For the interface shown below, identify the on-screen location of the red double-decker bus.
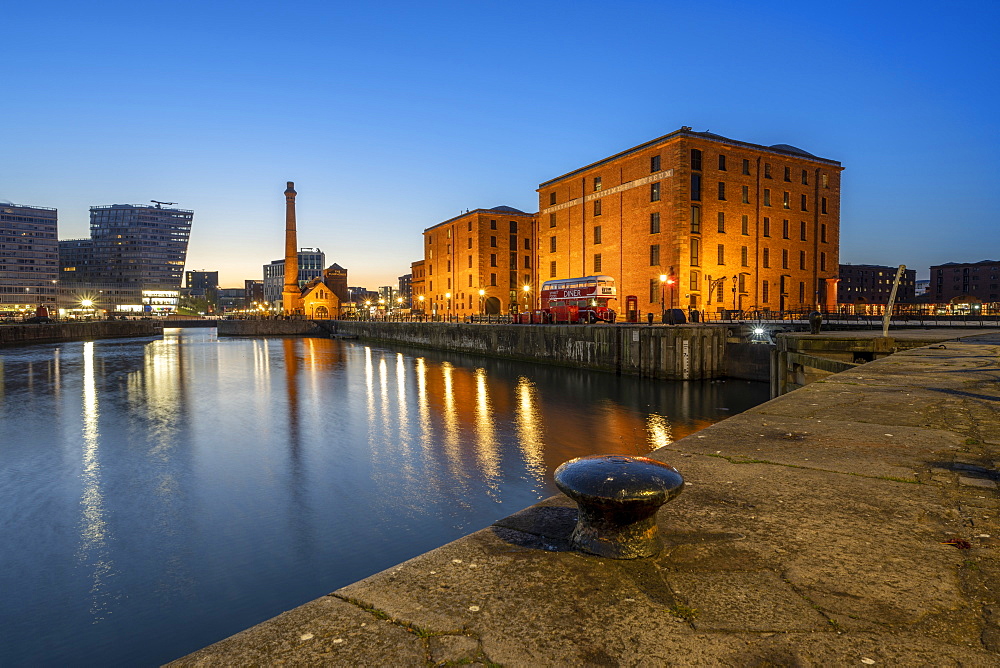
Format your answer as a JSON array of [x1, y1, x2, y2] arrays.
[[526, 275, 617, 323]]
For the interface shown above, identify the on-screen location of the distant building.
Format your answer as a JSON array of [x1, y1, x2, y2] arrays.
[[930, 260, 1000, 304], [537, 127, 842, 314], [262, 248, 325, 305], [915, 279, 930, 296], [0, 202, 59, 313], [216, 288, 246, 312], [838, 264, 916, 304], [410, 260, 426, 311], [59, 202, 193, 312], [421, 206, 537, 316], [398, 273, 412, 307], [244, 279, 264, 306], [324, 263, 349, 303]]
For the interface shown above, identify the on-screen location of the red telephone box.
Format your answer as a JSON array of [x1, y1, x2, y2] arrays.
[[625, 295, 638, 323]]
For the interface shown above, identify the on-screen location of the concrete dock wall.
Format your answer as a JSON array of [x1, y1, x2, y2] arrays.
[[0, 320, 160, 346], [321, 321, 727, 380], [217, 319, 324, 337]]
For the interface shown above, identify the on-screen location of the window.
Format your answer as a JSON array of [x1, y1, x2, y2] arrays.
[[822, 174, 829, 188], [524, 238, 531, 250], [763, 248, 770, 268], [691, 174, 701, 201], [467, 238, 472, 249], [801, 170, 809, 185], [550, 261, 556, 278], [763, 189, 771, 206], [717, 211, 725, 233], [800, 194, 808, 211], [490, 254, 497, 267], [593, 225, 602, 244], [690, 238, 700, 266], [467, 221, 473, 231], [783, 165, 791, 181], [490, 273, 497, 286], [741, 246, 748, 267], [690, 271, 699, 290], [821, 197, 828, 214], [763, 217, 770, 237], [764, 163, 772, 178], [782, 219, 789, 239], [690, 206, 701, 233], [650, 244, 660, 266], [718, 182, 726, 200], [799, 250, 806, 270], [510, 220, 518, 233], [549, 192, 556, 205], [739, 274, 746, 292], [651, 155, 661, 172], [447, 260, 451, 271], [717, 244, 725, 265], [468, 275, 473, 286], [800, 220, 807, 240], [762, 280, 770, 303], [649, 279, 659, 304], [742, 159, 750, 175], [650, 212, 660, 234], [491, 235, 497, 247], [593, 253, 602, 273], [718, 154, 727, 171], [691, 149, 702, 171], [549, 212, 556, 227], [524, 256, 531, 269], [593, 199, 602, 216], [742, 185, 749, 203], [651, 182, 661, 202], [820, 252, 827, 271], [821, 223, 827, 243], [549, 236, 556, 252], [782, 249, 789, 269], [591, 177, 602, 193], [742, 215, 749, 235], [783, 192, 790, 209], [799, 281, 805, 302], [490, 220, 497, 230]]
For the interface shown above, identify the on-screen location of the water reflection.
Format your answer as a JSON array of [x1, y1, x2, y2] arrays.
[[77, 341, 113, 621], [0, 330, 768, 668]]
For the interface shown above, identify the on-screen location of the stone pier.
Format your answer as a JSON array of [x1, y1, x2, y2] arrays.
[[171, 332, 1000, 666]]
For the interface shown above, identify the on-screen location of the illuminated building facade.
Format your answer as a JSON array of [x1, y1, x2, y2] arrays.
[[422, 206, 537, 316], [930, 260, 1000, 304], [0, 202, 59, 313], [838, 264, 916, 305], [59, 202, 193, 311], [536, 127, 842, 315]]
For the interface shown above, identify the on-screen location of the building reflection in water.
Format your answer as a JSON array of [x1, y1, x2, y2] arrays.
[[514, 376, 546, 487], [77, 341, 114, 621]]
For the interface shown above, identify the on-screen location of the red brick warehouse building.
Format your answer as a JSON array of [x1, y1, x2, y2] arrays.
[[415, 206, 537, 318], [535, 127, 843, 316]]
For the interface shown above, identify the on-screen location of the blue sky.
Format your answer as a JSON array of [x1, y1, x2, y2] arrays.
[[4, 0, 998, 286]]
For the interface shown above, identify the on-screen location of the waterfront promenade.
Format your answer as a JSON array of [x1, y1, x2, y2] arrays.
[[172, 331, 1000, 666]]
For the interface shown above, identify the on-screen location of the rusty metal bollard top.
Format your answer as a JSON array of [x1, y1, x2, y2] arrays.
[[554, 455, 684, 559]]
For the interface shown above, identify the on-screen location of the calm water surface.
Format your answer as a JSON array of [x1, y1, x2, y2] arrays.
[[0, 328, 769, 666]]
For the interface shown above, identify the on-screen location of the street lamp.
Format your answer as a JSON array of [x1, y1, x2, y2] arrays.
[[445, 292, 451, 321], [478, 289, 485, 317], [522, 284, 531, 313], [659, 274, 667, 322], [732, 275, 738, 312]]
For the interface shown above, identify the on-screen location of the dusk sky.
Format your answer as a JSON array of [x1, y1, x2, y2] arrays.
[[4, 1, 998, 287]]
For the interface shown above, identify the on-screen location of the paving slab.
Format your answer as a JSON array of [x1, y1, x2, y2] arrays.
[[169, 333, 1000, 666]]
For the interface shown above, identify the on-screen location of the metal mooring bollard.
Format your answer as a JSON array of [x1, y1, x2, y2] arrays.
[[554, 455, 684, 559]]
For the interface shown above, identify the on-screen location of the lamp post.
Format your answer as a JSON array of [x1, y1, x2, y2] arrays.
[[522, 284, 531, 313], [659, 274, 667, 323], [418, 294, 425, 321], [478, 289, 485, 317], [446, 292, 451, 322]]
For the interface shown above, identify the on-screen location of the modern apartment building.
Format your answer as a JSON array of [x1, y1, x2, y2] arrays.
[[59, 202, 193, 312], [839, 264, 916, 304], [930, 260, 1000, 304], [536, 127, 842, 315], [0, 202, 59, 313], [262, 247, 325, 305], [420, 206, 537, 316]]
